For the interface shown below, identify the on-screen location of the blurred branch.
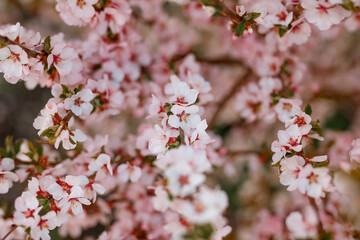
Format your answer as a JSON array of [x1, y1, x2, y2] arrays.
[[200, 0, 241, 24], [1, 225, 17, 240], [0, 36, 41, 58], [209, 68, 253, 128]]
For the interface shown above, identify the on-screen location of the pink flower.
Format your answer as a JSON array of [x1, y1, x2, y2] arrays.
[[279, 155, 306, 191], [117, 163, 142, 183], [59, 186, 91, 215], [47, 42, 77, 76], [166, 75, 199, 105], [0, 171, 19, 194], [68, 0, 97, 20], [0, 44, 28, 81], [30, 211, 57, 240], [298, 165, 332, 198], [14, 192, 42, 227], [88, 154, 113, 180], [168, 105, 201, 134], [64, 89, 95, 116], [302, 0, 350, 30], [277, 124, 303, 152]]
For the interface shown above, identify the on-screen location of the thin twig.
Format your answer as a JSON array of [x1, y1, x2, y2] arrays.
[[1, 225, 17, 240], [309, 197, 325, 235], [209, 68, 253, 128]]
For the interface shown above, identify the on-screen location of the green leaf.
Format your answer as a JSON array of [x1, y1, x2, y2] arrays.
[[0, 148, 9, 157], [14, 139, 23, 154], [278, 25, 288, 37], [249, 12, 261, 19], [305, 104, 312, 116], [43, 36, 51, 54], [99, 0, 108, 8], [341, 0, 356, 11], [40, 126, 58, 140], [236, 20, 246, 36]]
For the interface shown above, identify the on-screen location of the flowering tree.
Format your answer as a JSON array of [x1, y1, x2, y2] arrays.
[[1, 0, 360, 239]]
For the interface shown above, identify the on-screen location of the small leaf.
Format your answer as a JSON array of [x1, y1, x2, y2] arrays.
[[99, 0, 108, 8], [236, 20, 246, 36], [305, 104, 312, 115], [43, 36, 51, 54], [14, 139, 23, 154], [341, 0, 356, 11], [249, 12, 261, 19], [40, 127, 58, 140]]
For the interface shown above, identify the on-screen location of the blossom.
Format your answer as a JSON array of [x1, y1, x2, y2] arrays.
[[47, 175, 87, 200], [30, 211, 57, 240], [298, 164, 332, 198], [168, 104, 201, 134], [279, 155, 305, 191], [54, 129, 87, 150], [14, 192, 42, 227], [301, 0, 350, 30], [285, 110, 312, 135], [59, 186, 91, 215], [88, 154, 113, 180], [0, 171, 19, 194], [0, 45, 28, 82], [47, 41, 77, 76], [277, 124, 303, 152], [68, 0, 97, 20], [117, 163, 142, 183], [166, 75, 199, 105], [152, 186, 171, 212], [64, 89, 95, 116]]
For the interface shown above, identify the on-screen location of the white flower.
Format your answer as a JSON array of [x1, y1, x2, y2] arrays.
[[285, 110, 312, 135], [117, 163, 142, 183], [30, 211, 57, 240], [0, 171, 19, 194], [14, 192, 42, 227], [274, 98, 302, 123], [168, 104, 201, 134], [166, 75, 199, 105], [0, 45, 28, 81], [302, 0, 350, 30], [47, 175, 87, 200], [148, 124, 179, 154], [59, 185, 91, 215], [278, 124, 303, 152], [88, 154, 113, 180], [54, 129, 87, 150], [64, 89, 95, 116], [0, 158, 14, 171], [174, 186, 228, 224], [152, 186, 171, 212], [298, 165, 332, 198], [47, 42, 76, 76], [286, 210, 317, 239], [68, 0, 97, 20], [279, 156, 306, 191], [165, 161, 206, 197]]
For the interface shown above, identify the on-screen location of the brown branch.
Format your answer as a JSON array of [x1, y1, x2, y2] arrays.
[[0, 36, 41, 58], [1, 225, 17, 240], [201, 0, 241, 24], [309, 197, 325, 235], [208, 68, 253, 128]]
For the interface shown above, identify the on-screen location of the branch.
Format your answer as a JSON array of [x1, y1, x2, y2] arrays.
[[0, 36, 41, 58], [208, 68, 253, 128], [309, 197, 325, 235], [1, 225, 17, 240], [201, 0, 242, 24]]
